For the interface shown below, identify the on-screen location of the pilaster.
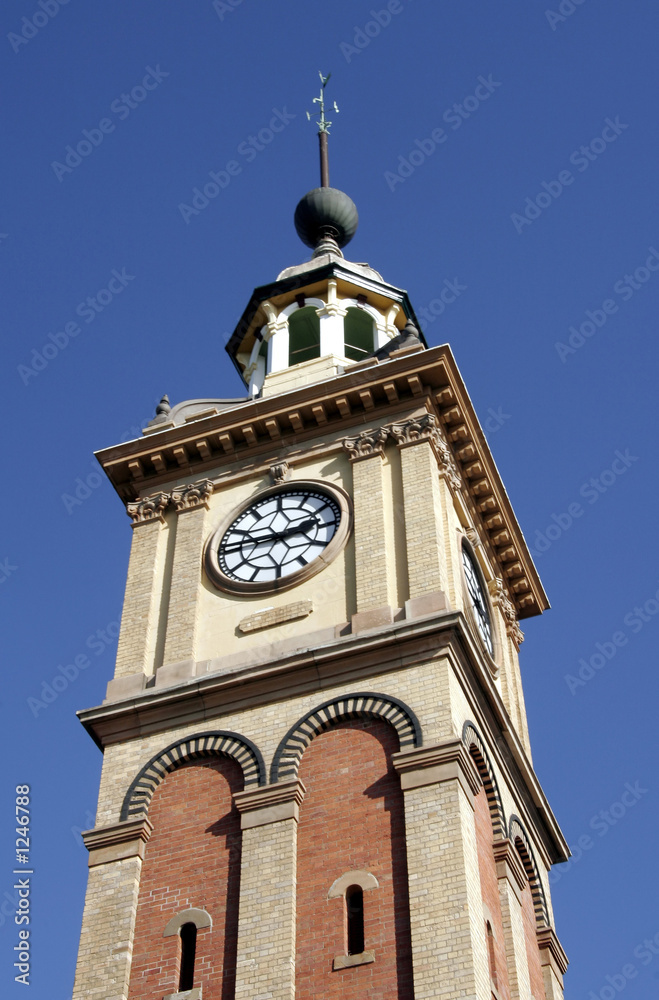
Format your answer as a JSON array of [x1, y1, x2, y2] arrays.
[[537, 926, 568, 1000], [393, 738, 490, 1000], [390, 413, 451, 602], [162, 480, 213, 666], [343, 428, 393, 625], [72, 818, 152, 1000], [233, 781, 305, 1000], [114, 494, 169, 679], [493, 838, 533, 1000]]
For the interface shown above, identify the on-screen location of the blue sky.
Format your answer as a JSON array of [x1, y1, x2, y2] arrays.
[[2, 2, 658, 997]]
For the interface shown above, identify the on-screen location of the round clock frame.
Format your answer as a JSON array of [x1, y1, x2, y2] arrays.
[[204, 480, 353, 596], [460, 539, 497, 663]]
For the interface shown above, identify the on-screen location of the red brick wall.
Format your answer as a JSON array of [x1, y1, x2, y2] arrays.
[[473, 785, 511, 998], [295, 718, 414, 1000], [128, 757, 243, 1000], [520, 877, 546, 1000]]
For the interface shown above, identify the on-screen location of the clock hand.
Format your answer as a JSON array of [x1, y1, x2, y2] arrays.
[[222, 518, 318, 553]]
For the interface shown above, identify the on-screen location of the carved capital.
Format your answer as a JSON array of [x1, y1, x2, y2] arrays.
[[171, 479, 214, 512], [389, 412, 439, 447], [269, 461, 290, 485], [343, 426, 389, 462], [126, 492, 169, 525], [489, 577, 524, 648]]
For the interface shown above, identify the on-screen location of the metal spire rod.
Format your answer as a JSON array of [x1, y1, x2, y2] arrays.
[[306, 72, 339, 188]]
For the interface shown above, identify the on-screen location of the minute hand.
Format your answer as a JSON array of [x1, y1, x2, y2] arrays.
[[223, 519, 318, 553]]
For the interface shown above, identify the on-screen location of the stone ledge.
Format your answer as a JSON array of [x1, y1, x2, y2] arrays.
[[105, 672, 147, 703], [163, 989, 201, 1000], [233, 779, 306, 829], [392, 736, 481, 801], [351, 605, 394, 633], [82, 816, 153, 867], [405, 590, 449, 620], [537, 925, 569, 979], [492, 838, 528, 899], [333, 950, 375, 970]]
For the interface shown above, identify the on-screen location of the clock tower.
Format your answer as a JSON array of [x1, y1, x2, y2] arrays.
[[71, 90, 570, 1000]]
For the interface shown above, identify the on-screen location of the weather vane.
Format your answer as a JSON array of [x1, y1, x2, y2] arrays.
[[306, 72, 338, 188]]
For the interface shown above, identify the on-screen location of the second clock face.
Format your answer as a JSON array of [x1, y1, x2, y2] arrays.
[[216, 486, 343, 587], [462, 546, 494, 656]]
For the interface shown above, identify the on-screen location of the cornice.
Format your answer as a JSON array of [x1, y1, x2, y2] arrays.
[[77, 610, 568, 864], [537, 926, 569, 977], [95, 345, 547, 620]]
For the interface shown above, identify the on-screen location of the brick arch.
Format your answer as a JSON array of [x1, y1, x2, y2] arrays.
[[120, 731, 265, 821], [271, 692, 421, 783], [462, 722, 506, 839], [508, 815, 550, 928]]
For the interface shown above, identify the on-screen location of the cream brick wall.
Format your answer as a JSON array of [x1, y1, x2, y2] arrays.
[[352, 454, 392, 611], [72, 856, 141, 1000], [162, 504, 208, 664], [498, 876, 532, 1000], [114, 518, 170, 679], [398, 440, 447, 599], [234, 819, 297, 1000]]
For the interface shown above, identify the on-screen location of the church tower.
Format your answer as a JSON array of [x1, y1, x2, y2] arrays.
[[71, 81, 569, 1000]]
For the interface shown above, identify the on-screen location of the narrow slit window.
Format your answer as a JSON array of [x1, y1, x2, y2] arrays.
[[346, 885, 364, 955], [486, 920, 498, 988], [179, 922, 197, 992]]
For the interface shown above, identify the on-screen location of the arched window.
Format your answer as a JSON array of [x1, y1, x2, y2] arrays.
[[288, 306, 320, 365], [343, 307, 375, 361], [346, 885, 365, 955], [179, 922, 197, 991]]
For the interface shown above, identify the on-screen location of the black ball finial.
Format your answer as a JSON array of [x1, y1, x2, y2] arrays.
[[294, 187, 359, 253]]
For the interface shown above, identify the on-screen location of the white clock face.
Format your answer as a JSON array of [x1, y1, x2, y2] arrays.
[[462, 547, 494, 655], [205, 483, 351, 594]]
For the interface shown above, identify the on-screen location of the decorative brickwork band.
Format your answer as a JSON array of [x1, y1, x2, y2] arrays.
[[342, 426, 389, 461], [462, 721, 507, 839], [120, 731, 265, 821], [489, 577, 525, 648], [126, 491, 169, 524], [270, 692, 421, 783], [170, 478, 214, 511], [509, 815, 550, 929]]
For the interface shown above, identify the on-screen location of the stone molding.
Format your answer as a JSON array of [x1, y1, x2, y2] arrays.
[[271, 692, 421, 783], [163, 907, 212, 937], [233, 778, 306, 829], [126, 478, 215, 523], [170, 479, 214, 512], [126, 491, 170, 525], [492, 838, 528, 899], [342, 426, 389, 461], [537, 925, 569, 978], [392, 736, 481, 801], [238, 600, 313, 634], [82, 816, 153, 867], [327, 870, 379, 898], [489, 577, 525, 648], [269, 461, 290, 484], [120, 731, 265, 821]]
